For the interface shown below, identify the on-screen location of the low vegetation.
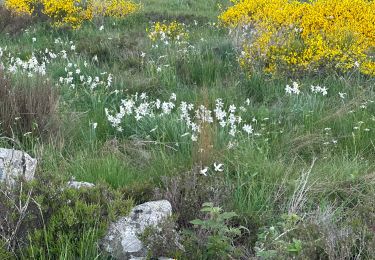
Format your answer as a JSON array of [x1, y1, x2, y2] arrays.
[[0, 0, 374, 259]]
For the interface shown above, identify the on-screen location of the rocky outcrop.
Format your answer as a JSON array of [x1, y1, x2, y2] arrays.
[[102, 200, 172, 259]]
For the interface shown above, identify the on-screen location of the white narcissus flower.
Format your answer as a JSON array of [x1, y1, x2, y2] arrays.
[[200, 167, 209, 176], [243, 124, 253, 135], [214, 163, 224, 172], [339, 92, 347, 99]]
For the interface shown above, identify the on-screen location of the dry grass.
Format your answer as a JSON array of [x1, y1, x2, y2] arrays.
[[193, 88, 215, 167], [0, 71, 59, 141]]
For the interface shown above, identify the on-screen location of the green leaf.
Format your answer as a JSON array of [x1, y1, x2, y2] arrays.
[[190, 219, 205, 226]]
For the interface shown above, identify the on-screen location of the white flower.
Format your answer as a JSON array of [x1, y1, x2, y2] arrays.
[[71, 45, 76, 51], [311, 85, 328, 96], [214, 162, 224, 172], [99, 25, 104, 31], [156, 67, 162, 73], [339, 92, 347, 99], [140, 52, 146, 58], [32, 37, 36, 43], [285, 82, 300, 95], [242, 124, 253, 135], [200, 167, 209, 176], [92, 122, 98, 129]]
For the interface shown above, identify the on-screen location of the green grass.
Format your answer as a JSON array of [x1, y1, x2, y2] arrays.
[[0, 0, 375, 259]]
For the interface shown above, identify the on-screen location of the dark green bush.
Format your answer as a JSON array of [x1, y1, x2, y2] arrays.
[[0, 171, 133, 259]]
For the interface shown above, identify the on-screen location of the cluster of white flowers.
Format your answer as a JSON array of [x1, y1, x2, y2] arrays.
[[310, 85, 328, 96], [105, 93, 256, 141], [59, 62, 113, 90], [0, 37, 114, 91], [200, 162, 224, 176], [285, 82, 330, 96], [7, 55, 47, 77], [0, 38, 71, 77], [0, 45, 53, 77], [285, 82, 301, 95]]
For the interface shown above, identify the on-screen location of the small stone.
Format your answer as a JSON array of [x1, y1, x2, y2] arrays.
[[67, 181, 95, 189]]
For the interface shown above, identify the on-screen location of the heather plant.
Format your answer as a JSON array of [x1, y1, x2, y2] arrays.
[[220, 0, 375, 76], [0, 5, 33, 35]]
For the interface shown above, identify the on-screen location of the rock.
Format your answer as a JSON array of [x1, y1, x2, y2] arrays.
[[0, 148, 37, 185], [67, 181, 95, 189], [102, 200, 172, 259]]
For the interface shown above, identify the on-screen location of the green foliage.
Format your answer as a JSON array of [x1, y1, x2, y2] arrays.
[[255, 214, 303, 259], [0, 0, 374, 258], [189, 203, 246, 259], [25, 176, 133, 259], [0, 240, 14, 260], [0, 171, 133, 259]]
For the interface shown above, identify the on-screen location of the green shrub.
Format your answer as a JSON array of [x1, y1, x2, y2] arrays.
[[0, 171, 133, 259], [188, 202, 246, 259]]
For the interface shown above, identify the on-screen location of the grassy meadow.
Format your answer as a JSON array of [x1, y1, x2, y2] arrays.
[[0, 0, 375, 259]]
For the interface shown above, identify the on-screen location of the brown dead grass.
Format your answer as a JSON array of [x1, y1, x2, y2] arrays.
[[0, 71, 59, 142]]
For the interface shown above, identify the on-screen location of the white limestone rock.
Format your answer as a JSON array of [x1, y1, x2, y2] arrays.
[[102, 200, 172, 259]]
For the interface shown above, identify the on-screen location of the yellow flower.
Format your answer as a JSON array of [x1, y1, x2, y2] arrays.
[[219, 0, 375, 76], [5, 0, 141, 29]]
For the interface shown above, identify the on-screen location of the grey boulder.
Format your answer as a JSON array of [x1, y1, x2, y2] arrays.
[[102, 200, 172, 259], [0, 148, 37, 185]]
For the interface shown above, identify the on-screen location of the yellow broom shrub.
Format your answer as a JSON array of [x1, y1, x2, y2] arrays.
[[220, 0, 375, 76], [5, 0, 140, 29]]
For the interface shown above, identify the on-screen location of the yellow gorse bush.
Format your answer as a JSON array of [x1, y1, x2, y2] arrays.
[[5, 0, 140, 29], [42, 0, 93, 29], [4, 0, 36, 14], [91, 0, 140, 18], [220, 0, 375, 76]]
